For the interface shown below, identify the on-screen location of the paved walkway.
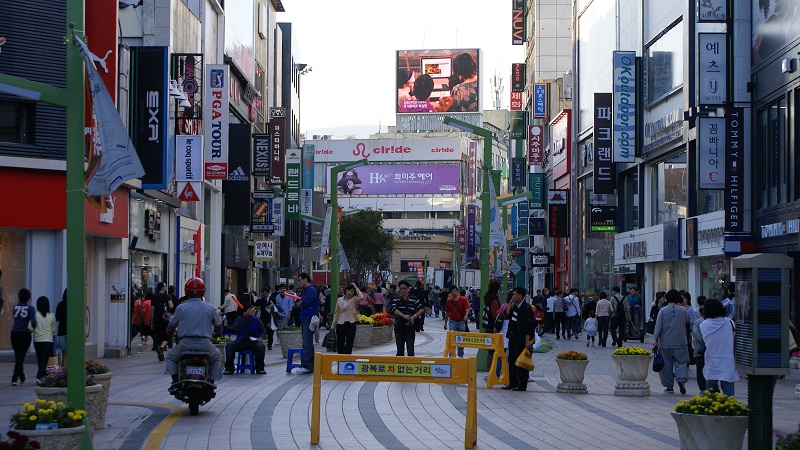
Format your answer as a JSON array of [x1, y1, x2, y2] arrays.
[[1, 322, 799, 449]]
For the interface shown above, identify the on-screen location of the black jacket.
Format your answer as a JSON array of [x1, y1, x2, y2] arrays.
[[505, 301, 535, 345]]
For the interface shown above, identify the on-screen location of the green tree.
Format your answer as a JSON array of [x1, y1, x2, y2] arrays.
[[339, 209, 395, 286]]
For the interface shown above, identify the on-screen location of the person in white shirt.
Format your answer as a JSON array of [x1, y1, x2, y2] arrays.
[[584, 311, 598, 347], [545, 289, 556, 334], [565, 288, 581, 340], [221, 288, 239, 326], [595, 292, 612, 347], [29, 296, 56, 382], [699, 298, 739, 396], [274, 284, 293, 330]]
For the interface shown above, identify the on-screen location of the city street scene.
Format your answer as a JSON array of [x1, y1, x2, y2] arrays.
[[2, 0, 800, 449]]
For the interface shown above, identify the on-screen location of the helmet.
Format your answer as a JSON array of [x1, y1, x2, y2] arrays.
[[184, 277, 206, 297]]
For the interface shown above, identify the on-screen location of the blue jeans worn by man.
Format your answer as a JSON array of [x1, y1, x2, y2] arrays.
[[448, 319, 467, 357]]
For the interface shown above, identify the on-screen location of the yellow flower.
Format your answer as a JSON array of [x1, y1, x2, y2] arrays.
[[57, 402, 65, 408], [29, 415, 37, 421], [35, 399, 46, 404], [24, 404, 35, 411]]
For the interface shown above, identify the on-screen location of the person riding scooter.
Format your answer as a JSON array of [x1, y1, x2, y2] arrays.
[[166, 277, 224, 387]]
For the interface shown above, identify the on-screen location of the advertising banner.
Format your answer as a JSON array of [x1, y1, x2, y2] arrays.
[[286, 148, 301, 219], [530, 217, 547, 236], [612, 51, 636, 163], [270, 196, 285, 236], [528, 125, 544, 166], [593, 93, 616, 194], [252, 133, 270, 177], [467, 205, 477, 260], [489, 181, 505, 246], [268, 107, 286, 184], [512, 0, 525, 45], [203, 64, 229, 179], [396, 49, 480, 114], [588, 205, 617, 232], [130, 46, 169, 189], [529, 173, 544, 208], [517, 200, 529, 244], [510, 91, 522, 111], [334, 164, 460, 195], [510, 111, 526, 139], [253, 240, 274, 261], [307, 137, 462, 163], [173, 53, 203, 136], [511, 63, 526, 92], [725, 107, 743, 233], [698, 33, 727, 106], [252, 190, 274, 233], [547, 190, 569, 237], [699, 0, 727, 21], [532, 83, 547, 118], [223, 123, 252, 226], [468, 140, 477, 202], [302, 144, 315, 190], [698, 117, 726, 189], [175, 135, 202, 182], [511, 158, 525, 188]]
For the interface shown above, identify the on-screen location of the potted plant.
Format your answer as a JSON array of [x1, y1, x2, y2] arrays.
[[9, 399, 88, 450], [34, 367, 103, 431], [611, 346, 653, 396], [776, 423, 800, 450], [370, 313, 393, 344], [672, 390, 748, 450], [555, 350, 589, 394], [353, 315, 374, 348], [85, 359, 111, 429], [277, 325, 302, 358]]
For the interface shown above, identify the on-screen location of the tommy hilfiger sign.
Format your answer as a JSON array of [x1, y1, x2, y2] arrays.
[[724, 107, 743, 232]]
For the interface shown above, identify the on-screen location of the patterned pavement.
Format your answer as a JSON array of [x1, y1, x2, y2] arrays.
[[1, 321, 799, 449]]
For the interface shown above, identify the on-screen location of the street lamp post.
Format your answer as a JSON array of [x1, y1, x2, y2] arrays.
[[329, 159, 368, 308]]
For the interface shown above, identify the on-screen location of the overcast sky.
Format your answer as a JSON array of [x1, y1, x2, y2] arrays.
[[281, 1, 525, 138]]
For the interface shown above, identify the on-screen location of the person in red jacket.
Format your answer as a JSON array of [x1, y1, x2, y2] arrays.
[[131, 294, 152, 352], [445, 286, 471, 357]]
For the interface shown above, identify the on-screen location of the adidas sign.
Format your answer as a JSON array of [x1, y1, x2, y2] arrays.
[[228, 166, 248, 181]]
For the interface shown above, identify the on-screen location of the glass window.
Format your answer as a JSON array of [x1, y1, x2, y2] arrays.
[[0, 101, 31, 144], [621, 169, 639, 231], [577, 0, 615, 131], [0, 230, 29, 349], [645, 24, 684, 104], [652, 153, 688, 225], [758, 97, 787, 208]]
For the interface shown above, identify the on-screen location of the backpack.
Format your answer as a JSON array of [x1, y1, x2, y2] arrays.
[[614, 295, 626, 320]]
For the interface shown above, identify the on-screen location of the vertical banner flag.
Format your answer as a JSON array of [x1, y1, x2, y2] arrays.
[[252, 133, 270, 177], [270, 197, 285, 236], [698, 117, 726, 189], [204, 64, 229, 179], [75, 34, 145, 196], [512, 0, 525, 45], [612, 51, 636, 163], [173, 53, 203, 136], [593, 93, 616, 194], [528, 125, 543, 165], [532, 83, 547, 118], [268, 107, 286, 184], [489, 180, 505, 246], [467, 205, 477, 260], [320, 206, 333, 264], [457, 226, 467, 254], [129, 46, 169, 189], [725, 107, 743, 232], [547, 190, 569, 237], [468, 140, 477, 202], [175, 135, 203, 202], [285, 148, 301, 219], [301, 144, 315, 215]]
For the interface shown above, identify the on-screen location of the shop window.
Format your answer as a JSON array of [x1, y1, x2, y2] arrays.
[[621, 169, 639, 231], [645, 23, 684, 105], [0, 230, 29, 349], [0, 100, 32, 144], [651, 153, 687, 225], [758, 97, 787, 208]]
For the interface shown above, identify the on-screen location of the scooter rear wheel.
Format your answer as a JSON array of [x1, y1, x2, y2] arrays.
[[188, 390, 200, 416]]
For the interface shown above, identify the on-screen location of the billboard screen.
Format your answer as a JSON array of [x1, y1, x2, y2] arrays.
[[307, 137, 463, 163], [396, 49, 480, 114], [334, 164, 459, 195]]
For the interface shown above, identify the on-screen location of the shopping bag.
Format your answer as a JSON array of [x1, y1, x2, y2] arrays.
[[515, 348, 535, 371], [652, 346, 665, 372]]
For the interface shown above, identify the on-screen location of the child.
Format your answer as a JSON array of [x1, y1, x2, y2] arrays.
[[584, 311, 598, 347]]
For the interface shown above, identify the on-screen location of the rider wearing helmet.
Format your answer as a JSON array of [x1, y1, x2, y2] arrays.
[[166, 277, 224, 386]]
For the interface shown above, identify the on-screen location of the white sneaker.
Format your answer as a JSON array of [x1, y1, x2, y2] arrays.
[[291, 367, 312, 374]]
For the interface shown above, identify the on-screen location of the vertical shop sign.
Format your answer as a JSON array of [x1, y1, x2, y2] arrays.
[[268, 107, 286, 184], [593, 93, 615, 194], [532, 83, 547, 118], [285, 148, 301, 219], [467, 205, 477, 260], [612, 51, 636, 163], [698, 33, 727, 105], [131, 46, 170, 188], [547, 190, 569, 237], [512, 0, 525, 45], [203, 64, 229, 179], [528, 125, 543, 165], [725, 107, 743, 232], [698, 117, 726, 189], [252, 133, 270, 177]]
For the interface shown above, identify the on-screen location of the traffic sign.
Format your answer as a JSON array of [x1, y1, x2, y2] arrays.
[[509, 262, 522, 275]]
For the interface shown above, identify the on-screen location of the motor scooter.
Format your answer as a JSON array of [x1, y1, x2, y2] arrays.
[[170, 351, 216, 415]]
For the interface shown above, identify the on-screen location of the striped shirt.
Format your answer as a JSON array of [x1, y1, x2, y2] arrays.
[[389, 295, 423, 327]]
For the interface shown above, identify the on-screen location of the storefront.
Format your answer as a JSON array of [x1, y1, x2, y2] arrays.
[[682, 211, 730, 302], [129, 192, 173, 296], [614, 225, 664, 313]]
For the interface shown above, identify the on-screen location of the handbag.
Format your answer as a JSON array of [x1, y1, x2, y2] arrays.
[[515, 347, 535, 371], [309, 314, 320, 330], [652, 346, 665, 372], [323, 329, 337, 352]]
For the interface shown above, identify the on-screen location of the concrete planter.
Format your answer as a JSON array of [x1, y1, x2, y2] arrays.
[[556, 359, 589, 394], [381, 325, 394, 343], [35, 384, 104, 430], [91, 372, 112, 429], [353, 324, 373, 348], [16, 425, 85, 450], [671, 411, 747, 450], [611, 354, 652, 396], [277, 330, 303, 358], [215, 343, 227, 367], [370, 326, 385, 345]]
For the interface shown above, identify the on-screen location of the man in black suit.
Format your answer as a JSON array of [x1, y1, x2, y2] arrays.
[[502, 287, 535, 391]]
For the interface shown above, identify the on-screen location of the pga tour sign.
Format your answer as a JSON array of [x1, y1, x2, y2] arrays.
[[204, 64, 229, 179], [612, 51, 636, 163]]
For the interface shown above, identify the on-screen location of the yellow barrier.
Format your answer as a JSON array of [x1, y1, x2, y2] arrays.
[[443, 331, 509, 388], [311, 353, 478, 448]]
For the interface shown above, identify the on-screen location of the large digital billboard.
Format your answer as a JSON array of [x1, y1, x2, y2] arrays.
[[396, 49, 480, 114], [334, 164, 460, 195]]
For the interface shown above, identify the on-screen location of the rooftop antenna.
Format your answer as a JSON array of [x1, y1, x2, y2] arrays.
[[491, 71, 504, 110]]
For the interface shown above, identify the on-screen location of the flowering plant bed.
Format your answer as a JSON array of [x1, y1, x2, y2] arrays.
[[370, 313, 393, 327], [612, 346, 651, 356], [776, 423, 800, 450], [211, 335, 231, 345], [358, 314, 374, 325], [674, 390, 747, 416], [84, 359, 109, 374], [37, 368, 95, 388], [10, 399, 87, 430], [556, 350, 587, 360]]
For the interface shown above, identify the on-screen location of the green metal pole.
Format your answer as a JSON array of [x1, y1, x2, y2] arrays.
[[502, 204, 508, 298], [66, 19, 87, 416], [330, 178, 339, 314]]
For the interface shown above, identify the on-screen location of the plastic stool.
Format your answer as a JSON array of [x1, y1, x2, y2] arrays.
[[236, 350, 256, 374], [286, 348, 303, 373]]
